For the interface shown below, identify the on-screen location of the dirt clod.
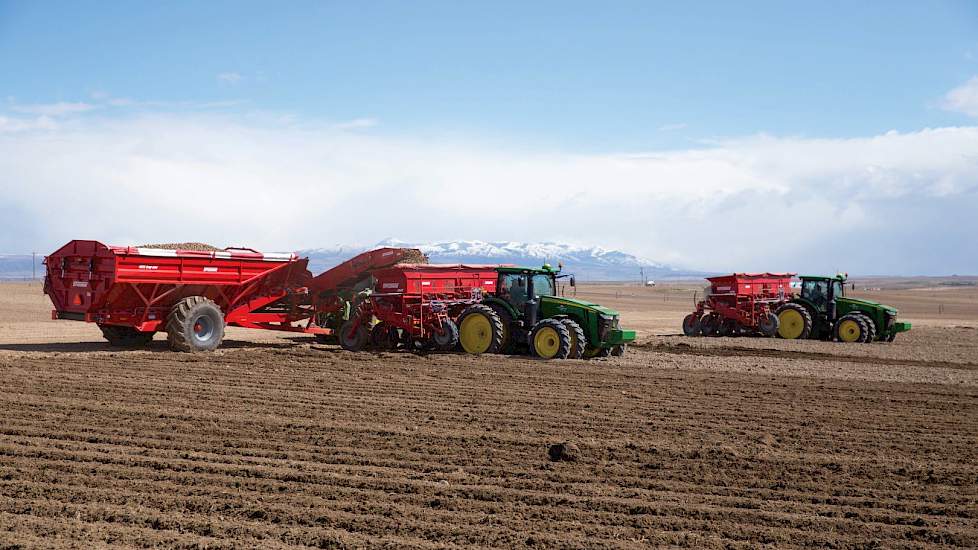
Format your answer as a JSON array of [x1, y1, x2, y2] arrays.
[[548, 442, 580, 462]]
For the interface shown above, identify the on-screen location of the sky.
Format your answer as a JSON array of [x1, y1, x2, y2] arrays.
[[1, 1, 977, 275]]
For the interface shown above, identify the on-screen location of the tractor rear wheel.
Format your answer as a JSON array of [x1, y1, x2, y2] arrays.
[[758, 312, 779, 337], [100, 325, 154, 347], [530, 319, 571, 359], [700, 313, 718, 337], [776, 303, 812, 339], [835, 314, 868, 343], [370, 322, 397, 350], [557, 318, 586, 359], [339, 320, 368, 351], [166, 296, 225, 352], [458, 305, 504, 354], [431, 319, 460, 351], [682, 314, 701, 337], [488, 304, 514, 354], [855, 314, 877, 343]]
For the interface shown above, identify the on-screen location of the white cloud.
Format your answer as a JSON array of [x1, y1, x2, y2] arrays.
[[10, 101, 96, 116], [0, 112, 975, 275], [942, 76, 978, 117], [217, 72, 243, 84], [333, 117, 379, 130]]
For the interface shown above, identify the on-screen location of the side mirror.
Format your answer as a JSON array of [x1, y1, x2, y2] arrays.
[[569, 276, 576, 287]]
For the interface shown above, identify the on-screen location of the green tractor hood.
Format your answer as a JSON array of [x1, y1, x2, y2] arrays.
[[839, 296, 897, 315], [541, 295, 618, 316]]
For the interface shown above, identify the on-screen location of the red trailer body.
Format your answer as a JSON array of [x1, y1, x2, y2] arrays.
[[683, 273, 795, 337], [44, 240, 318, 335], [340, 264, 503, 350]]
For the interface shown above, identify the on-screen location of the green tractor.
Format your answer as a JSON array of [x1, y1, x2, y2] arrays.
[[775, 274, 911, 343], [456, 265, 636, 359]]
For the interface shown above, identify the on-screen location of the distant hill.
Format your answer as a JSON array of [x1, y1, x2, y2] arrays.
[[0, 254, 38, 280], [300, 239, 705, 281]]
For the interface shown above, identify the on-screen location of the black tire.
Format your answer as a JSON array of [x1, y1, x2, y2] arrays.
[[457, 304, 505, 355], [558, 318, 586, 359], [758, 312, 779, 337], [717, 318, 735, 337], [835, 313, 868, 343], [431, 319, 460, 351], [775, 303, 813, 340], [370, 322, 397, 350], [488, 303, 515, 354], [700, 313, 718, 337], [99, 325, 154, 347], [610, 344, 626, 357], [855, 313, 877, 343], [166, 296, 225, 352], [339, 320, 368, 351], [682, 313, 701, 337], [529, 318, 572, 359]]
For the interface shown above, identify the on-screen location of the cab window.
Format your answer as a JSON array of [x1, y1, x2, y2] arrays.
[[802, 280, 829, 309], [832, 280, 844, 299], [500, 274, 529, 307], [531, 274, 555, 298]]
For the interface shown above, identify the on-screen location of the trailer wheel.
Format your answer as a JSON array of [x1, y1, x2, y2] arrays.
[[530, 318, 571, 360], [758, 312, 779, 337], [339, 320, 368, 351], [431, 319, 460, 351], [458, 305, 504, 355], [775, 303, 812, 339], [166, 297, 225, 352], [558, 318, 586, 359], [370, 322, 397, 350], [700, 313, 718, 337], [100, 325, 154, 347], [682, 314, 701, 337]]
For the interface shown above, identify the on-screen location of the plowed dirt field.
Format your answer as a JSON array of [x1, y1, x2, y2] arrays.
[[1, 281, 976, 548]]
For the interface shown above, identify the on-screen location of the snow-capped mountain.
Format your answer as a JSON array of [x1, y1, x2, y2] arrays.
[[301, 239, 702, 281]]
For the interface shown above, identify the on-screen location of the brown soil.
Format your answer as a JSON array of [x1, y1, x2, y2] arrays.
[[0, 281, 976, 548]]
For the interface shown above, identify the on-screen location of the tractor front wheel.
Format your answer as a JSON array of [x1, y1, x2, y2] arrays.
[[682, 314, 701, 337], [776, 303, 812, 340], [530, 319, 572, 359], [557, 318, 586, 359], [458, 305, 504, 355], [166, 296, 225, 352], [835, 314, 868, 343]]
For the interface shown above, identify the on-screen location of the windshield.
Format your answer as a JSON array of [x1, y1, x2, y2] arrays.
[[833, 280, 844, 298], [532, 274, 555, 298]]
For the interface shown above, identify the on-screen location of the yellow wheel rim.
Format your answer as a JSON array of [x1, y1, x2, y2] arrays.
[[838, 319, 861, 342], [459, 313, 493, 354], [533, 326, 561, 359], [778, 309, 805, 339]]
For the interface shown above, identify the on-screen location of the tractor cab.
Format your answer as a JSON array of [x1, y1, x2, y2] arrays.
[[799, 274, 846, 313]]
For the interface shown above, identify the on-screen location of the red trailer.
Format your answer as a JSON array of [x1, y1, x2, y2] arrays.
[[336, 263, 501, 351], [44, 240, 424, 351], [682, 273, 795, 337]]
